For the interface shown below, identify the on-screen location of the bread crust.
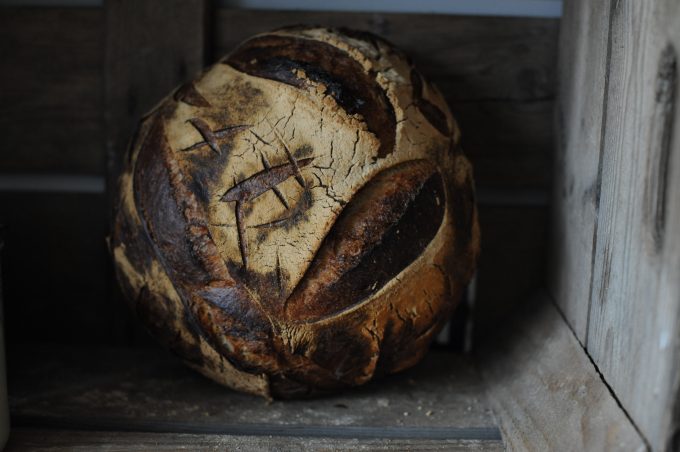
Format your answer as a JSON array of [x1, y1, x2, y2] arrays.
[[111, 26, 480, 398]]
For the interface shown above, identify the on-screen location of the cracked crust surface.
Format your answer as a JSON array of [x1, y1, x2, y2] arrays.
[[111, 26, 479, 398]]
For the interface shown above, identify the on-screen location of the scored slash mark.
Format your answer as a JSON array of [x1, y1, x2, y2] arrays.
[[181, 118, 251, 154], [272, 127, 306, 187], [260, 153, 290, 209], [221, 149, 313, 268]]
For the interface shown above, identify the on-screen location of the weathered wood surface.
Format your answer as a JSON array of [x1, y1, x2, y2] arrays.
[[548, 0, 613, 342], [585, 0, 680, 449], [105, 0, 209, 186], [7, 346, 502, 449], [215, 9, 558, 191], [478, 293, 646, 452], [0, 8, 104, 174], [6, 429, 503, 452]]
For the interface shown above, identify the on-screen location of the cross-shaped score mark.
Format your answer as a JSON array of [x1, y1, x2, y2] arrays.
[[181, 117, 313, 269], [181, 118, 251, 155], [220, 132, 313, 269]]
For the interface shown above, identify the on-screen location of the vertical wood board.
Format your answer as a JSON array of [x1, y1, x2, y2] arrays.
[[548, 0, 612, 342], [587, 0, 680, 449], [478, 294, 645, 451]]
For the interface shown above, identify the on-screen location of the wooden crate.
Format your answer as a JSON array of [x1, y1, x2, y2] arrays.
[[0, 1, 678, 450]]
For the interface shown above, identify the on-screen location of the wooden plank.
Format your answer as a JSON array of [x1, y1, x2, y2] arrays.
[[452, 100, 553, 189], [473, 206, 549, 338], [587, 0, 680, 449], [214, 10, 558, 190], [477, 293, 646, 451], [7, 346, 501, 443], [6, 429, 503, 452], [0, 8, 104, 174], [547, 0, 613, 342], [214, 10, 557, 101], [105, 0, 208, 188]]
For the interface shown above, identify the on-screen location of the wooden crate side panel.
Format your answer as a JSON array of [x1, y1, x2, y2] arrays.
[[587, 0, 680, 449], [478, 294, 645, 451], [548, 0, 612, 342], [105, 0, 209, 186], [0, 8, 104, 174]]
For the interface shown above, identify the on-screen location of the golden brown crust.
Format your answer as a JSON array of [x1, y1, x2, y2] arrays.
[[111, 26, 480, 398]]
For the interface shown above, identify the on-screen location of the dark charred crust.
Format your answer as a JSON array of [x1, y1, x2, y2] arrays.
[[185, 139, 234, 190], [132, 117, 276, 376], [417, 99, 450, 136], [113, 27, 478, 399], [268, 375, 317, 399], [199, 286, 272, 341], [336, 28, 386, 54], [188, 176, 210, 205], [225, 35, 396, 158], [134, 119, 210, 284], [307, 325, 377, 384], [134, 285, 206, 368], [285, 161, 445, 322], [174, 82, 211, 107], [410, 68, 450, 136]]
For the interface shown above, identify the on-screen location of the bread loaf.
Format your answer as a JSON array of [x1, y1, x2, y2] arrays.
[[111, 26, 480, 398]]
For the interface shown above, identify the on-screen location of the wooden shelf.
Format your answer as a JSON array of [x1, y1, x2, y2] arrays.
[[6, 346, 502, 450]]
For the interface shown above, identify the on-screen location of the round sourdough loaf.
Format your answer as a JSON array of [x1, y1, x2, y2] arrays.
[[111, 26, 480, 398]]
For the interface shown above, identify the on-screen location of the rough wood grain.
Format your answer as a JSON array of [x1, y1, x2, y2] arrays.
[[214, 9, 558, 191], [214, 10, 557, 101], [478, 293, 646, 452], [0, 8, 104, 174], [548, 0, 613, 342], [7, 346, 501, 446], [6, 429, 503, 452], [105, 0, 208, 189], [587, 0, 680, 449]]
